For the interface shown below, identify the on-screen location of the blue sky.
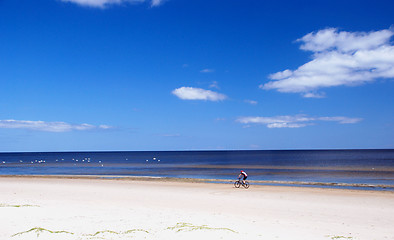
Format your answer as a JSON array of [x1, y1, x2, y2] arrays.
[[0, 0, 393, 151]]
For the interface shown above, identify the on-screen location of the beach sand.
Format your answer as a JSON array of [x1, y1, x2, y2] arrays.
[[0, 176, 393, 240]]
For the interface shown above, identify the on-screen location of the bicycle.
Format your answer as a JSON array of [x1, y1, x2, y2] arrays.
[[234, 178, 249, 189]]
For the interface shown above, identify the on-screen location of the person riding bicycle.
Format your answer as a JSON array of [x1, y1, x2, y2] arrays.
[[238, 170, 248, 185]]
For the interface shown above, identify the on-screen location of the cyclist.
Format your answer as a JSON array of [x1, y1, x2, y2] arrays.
[[238, 170, 248, 185]]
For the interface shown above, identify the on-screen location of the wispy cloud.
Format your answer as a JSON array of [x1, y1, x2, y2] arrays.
[[236, 115, 362, 128], [244, 99, 258, 105], [302, 92, 326, 98], [60, 0, 163, 8], [261, 28, 394, 97], [215, 118, 226, 121], [317, 116, 362, 124], [150, 0, 164, 7], [0, 120, 112, 132], [172, 87, 227, 101], [159, 133, 181, 137], [200, 69, 215, 73], [209, 81, 219, 89]]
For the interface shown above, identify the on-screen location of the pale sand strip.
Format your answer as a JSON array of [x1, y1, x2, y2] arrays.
[[0, 176, 393, 240], [2, 174, 393, 189]]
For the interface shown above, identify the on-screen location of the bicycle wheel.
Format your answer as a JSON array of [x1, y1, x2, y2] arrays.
[[243, 181, 249, 189], [234, 181, 241, 188]]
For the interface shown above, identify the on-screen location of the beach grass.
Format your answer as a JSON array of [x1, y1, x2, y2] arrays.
[[86, 229, 149, 237], [329, 235, 354, 239], [0, 204, 39, 208], [167, 222, 238, 233], [11, 224, 237, 239], [11, 227, 150, 239], [11, 227, 74, 237]]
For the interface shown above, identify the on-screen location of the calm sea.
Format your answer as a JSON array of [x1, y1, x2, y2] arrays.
[[1, 150, 393, 190]]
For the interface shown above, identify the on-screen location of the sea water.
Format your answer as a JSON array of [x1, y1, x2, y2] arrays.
[[0, 150, 393, 190]]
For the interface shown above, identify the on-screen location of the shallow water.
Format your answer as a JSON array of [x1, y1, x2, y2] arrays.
[[1, 150, 393, 190]]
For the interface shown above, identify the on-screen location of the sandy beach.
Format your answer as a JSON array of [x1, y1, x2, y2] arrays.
[[1, 176, 393, 240]]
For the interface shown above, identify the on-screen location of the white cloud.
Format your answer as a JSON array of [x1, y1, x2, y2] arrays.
[[0, 120, 112, 132], [298, 28, 393, 52], [172, 87, 227, 101], [236, 115, 362, 128], [60, 0, 163, 8], [261, 28, 394, 97], [200, 69, 215, 73]]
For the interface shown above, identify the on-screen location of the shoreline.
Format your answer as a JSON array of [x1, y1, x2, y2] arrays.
[[1, 174, 393, 191]]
